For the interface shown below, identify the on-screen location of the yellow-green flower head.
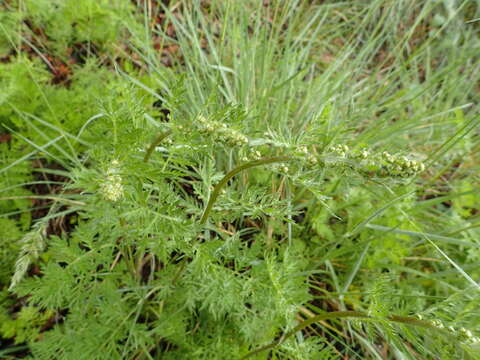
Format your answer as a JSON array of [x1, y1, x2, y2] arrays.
[[101, 159, 124, 202], [197, 115, 248, 146]]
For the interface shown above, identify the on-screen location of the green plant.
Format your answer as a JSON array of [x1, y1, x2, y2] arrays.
[[1, 0, 480, 359]]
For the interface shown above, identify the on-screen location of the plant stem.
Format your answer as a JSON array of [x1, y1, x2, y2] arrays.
[[0, 195, 85, 206], [241, 311, 444, 359], [143, 129, 173, 163], [199, 156, 294, 225]]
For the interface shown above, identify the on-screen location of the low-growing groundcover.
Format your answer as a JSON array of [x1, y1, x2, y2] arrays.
[[1, 0, 479, 359]]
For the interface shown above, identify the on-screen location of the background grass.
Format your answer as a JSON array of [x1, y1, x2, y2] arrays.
[[0, 0, 479, 359]]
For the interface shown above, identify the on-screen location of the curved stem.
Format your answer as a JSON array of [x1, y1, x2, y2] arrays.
[[143, 129, 173, 163], [199, 156, 294, 225], [241, 311, 443, 359]]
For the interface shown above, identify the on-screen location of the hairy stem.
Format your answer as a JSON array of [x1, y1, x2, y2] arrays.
[[199, 156, 294, 225]]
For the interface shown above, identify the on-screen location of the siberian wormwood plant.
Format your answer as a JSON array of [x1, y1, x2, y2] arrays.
[[1, 0, 480, 359]]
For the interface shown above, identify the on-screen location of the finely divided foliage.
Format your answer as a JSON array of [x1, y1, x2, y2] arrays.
[[0, 1, 479, 359]]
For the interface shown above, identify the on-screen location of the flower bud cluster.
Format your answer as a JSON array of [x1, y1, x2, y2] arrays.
[[233, 142, 424, 180], [240, 149, 263, 163], [295, 145, 318, 165], [379, 151, 425, 176], [327, 144, 425, 178], [428, 318, 480, 344], [100, 159, 124, 202], [457, 327, 480, 345], [330, 144, 349, 158], [279, 165, 289, 173], [197, 115, 248, 146]]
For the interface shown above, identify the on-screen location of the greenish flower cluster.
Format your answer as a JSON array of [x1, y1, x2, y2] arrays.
[[230, 141, 424, 180], [295, 145, 318, 165], [328, 145, 425, 178], [427, 318, 480, 345], [197, 115, 249, 146], [457, 327, 480, 345], [100, 159, 124, 202], [241, 149, 263, 162]]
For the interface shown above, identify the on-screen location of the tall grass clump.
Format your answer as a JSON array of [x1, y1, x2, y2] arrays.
[[1, 0, 479, 359]]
